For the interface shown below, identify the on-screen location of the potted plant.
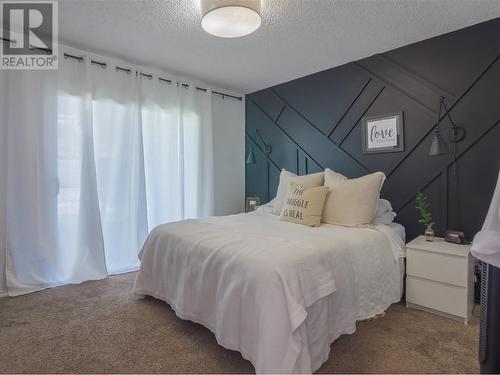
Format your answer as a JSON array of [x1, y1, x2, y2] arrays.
[[415, 192, 435, 241]]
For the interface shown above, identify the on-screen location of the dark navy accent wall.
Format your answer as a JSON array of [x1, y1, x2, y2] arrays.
[[246, 18, 500, 242]]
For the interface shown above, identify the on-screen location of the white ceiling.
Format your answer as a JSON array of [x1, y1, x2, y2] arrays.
[[58, 0, 500, 94]]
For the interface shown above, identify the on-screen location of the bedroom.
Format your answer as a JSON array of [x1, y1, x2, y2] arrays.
[[1, 0, 500, 373]]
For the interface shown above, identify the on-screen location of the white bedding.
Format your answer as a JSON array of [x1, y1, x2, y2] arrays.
[[133, 212, 405, 373]]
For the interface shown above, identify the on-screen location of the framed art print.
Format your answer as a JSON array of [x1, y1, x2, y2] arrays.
[[362, 112, 404, 154]]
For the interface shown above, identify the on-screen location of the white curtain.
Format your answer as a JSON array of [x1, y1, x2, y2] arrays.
[[1, 46, 214, 296], [0, 70, 7, 294], [90, 62, 148, 274], [140, 76, 213, 228], [4, 70, 63, 295], [472, 170, 500, 268]]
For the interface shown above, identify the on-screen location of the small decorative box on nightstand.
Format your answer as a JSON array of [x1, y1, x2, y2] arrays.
[[405, 236, 474, 324]]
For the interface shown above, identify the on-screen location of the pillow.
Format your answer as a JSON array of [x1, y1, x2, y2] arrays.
[[254, 199, 275, 215], [375, 199, 393, 217], [272, 169, 324, 215], [324, 168, 347, 188], [372, 199, 396, 224], [373, 211, 396, 225], [280, 183, 329, 227], [322, 169, 386, 227]]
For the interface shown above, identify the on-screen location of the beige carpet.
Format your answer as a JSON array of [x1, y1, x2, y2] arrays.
[[0, 272, 479, 374]]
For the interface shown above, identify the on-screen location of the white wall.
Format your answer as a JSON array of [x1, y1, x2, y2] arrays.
[[212, 95, 245, 216]]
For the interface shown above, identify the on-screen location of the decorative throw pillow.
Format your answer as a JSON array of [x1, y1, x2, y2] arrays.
[[322, 169, 386, 227], [280, 183, 329, 227], [272, 169, 324, 215]]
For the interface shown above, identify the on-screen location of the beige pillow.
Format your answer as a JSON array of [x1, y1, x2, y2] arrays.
[[324, 168, 347, 188], [322, 169, 386, 226], [272, 169, 324, 215], [280, 183, 329, 227]]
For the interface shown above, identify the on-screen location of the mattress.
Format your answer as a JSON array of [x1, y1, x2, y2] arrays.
[[133, 212, 405, 373]]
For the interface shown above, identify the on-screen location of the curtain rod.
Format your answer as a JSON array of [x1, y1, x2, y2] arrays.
[[0, 40, 242, 101], [1, 37, 52, 54], [64, 53, 242, 101], [1, 37, 15, 45]]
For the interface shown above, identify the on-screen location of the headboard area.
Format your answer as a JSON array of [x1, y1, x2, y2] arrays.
[[245, 18, 500, 242]]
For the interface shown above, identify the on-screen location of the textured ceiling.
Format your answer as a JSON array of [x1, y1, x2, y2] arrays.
[[58, 0, 500, 94]]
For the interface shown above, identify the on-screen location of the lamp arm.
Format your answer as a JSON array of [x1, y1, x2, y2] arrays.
[[441, 99, 457, 129], [256, 129, 272, 155], [440, 97, 465, 143], [435, 96, 444, 135]]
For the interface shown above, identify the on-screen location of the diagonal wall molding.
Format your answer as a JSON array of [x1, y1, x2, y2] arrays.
[[246, 19, 500, 241], [270, 88, 371, 173]]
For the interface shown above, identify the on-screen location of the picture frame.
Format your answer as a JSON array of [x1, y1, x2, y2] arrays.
[[362, 112, 404, 154], [245, 196, 261, 212]]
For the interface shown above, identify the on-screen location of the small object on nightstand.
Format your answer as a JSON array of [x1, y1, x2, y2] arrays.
[[405, 236, 473, 324], [246, 196, 261, 212], [445, 229, 469, 244], [424, 224, 435, 242]]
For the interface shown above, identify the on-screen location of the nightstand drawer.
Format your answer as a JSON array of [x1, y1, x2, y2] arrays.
[[406, 276, 468, 318], [407, 247, 468, 287]]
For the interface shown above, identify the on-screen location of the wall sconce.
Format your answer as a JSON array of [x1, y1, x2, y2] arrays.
[[429, 96, 466, 156], [246, 148, 256, 164], [246, 128, 272, 165]]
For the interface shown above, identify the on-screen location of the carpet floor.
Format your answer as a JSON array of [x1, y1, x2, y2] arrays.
[[0, 272, 479, 373]]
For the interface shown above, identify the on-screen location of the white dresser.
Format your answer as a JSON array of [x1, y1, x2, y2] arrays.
[[405, 236, 474, 324]]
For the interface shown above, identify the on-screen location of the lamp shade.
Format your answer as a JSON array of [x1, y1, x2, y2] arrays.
[[429, 134, 447, 156], [246, 147, 256, 164], [201, 0, 261, 38]]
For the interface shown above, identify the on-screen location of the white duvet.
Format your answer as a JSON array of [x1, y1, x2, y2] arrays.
[[133, 212, 405, 373]]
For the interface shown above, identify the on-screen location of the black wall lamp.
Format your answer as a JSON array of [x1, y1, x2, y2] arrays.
[[246, 128, 272, 165], [429, 96, 466, 156]]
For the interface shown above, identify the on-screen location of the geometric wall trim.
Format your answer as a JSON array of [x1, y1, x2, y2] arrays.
[[246, 18, 500, 241]]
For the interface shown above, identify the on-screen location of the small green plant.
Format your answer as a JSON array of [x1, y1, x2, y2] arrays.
[[415, 192, 433, 228]]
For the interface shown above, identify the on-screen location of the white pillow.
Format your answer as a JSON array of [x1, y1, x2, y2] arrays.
[[373, 211, 397, 225], [254, 198, 275, 215], [372, 199, 396, 224], [272, 169, 324, 215], [280, 183, 329, 227], [375, 199, 393, 216], [322, 169, 386, 226]]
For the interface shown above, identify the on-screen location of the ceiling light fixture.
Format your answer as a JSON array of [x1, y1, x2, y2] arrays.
[[201, 0, 261, 38]]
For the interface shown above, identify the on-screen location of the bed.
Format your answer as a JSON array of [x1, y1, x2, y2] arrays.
[[133, 210, 406, 373]]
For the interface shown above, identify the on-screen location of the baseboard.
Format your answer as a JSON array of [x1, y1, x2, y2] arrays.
[[406, 301, 468, 324], [0, 291, 8, 298], [109, 266, 140, 275]]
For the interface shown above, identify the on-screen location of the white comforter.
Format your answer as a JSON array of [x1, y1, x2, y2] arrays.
[[133, 213, 405, 373]]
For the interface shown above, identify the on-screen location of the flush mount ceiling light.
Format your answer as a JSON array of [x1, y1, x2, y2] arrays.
[[201, 0, 261, 38]]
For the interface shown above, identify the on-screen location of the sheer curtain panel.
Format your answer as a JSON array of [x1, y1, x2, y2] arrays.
[[4, 70, 63, 295], [90, 63, 148, 274], [1, 47, 215, 296], [140, 77, 214, 229], [0, 70, 7, 294]]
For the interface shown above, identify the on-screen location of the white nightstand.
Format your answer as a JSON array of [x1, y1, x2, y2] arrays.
[[405, 236, 474, 324]]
